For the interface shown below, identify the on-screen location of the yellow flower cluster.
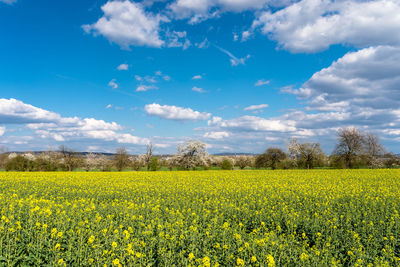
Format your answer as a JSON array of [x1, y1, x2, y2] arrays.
[[0, 170, 399, 266]]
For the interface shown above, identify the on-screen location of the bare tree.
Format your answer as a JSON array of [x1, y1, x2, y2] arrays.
[[144, 143, 154, 171], [235, 156, 253, 169], [96, 154, 112, 171], [84, 153, 98, 172], [114, 147, 130, 171], [59, 145, 81, 171], [364, 132, 385, 156], [172, 140, 210, 170], [363, 132, 386, 168], [288, 139, 326, 169], [0, 146, 8, 169], [131, 155, 145, 171], [332, 127, 365, 168]]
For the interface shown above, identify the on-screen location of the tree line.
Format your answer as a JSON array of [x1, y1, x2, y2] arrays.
[[1, 127, 399, 172]]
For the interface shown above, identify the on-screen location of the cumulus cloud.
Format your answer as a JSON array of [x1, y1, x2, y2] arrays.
[[169, 0, 269, 23], [241, 30, 251, 41], [0, 98, 148, 146], [290, 46, 400, 111], [145, 103, 211, 121], [208, 115, 296, 132], [252, 0, 400, 53], [243, 104, 269, 111], [0, 126, 5, 136], [0, 98, 62, 124], [269, 45, 400, 146], [117, 64, 129, 70], [83, 0, 164, 48]]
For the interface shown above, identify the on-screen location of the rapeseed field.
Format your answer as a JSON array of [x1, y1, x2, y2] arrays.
[[0, 170, 399, 266]]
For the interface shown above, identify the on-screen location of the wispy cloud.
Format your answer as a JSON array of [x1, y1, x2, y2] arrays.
[[244, 104, 269, 111], [214, 45, 250, 66], [255, 79, 270, 86], [108, 79, 118, 89], [0, 0, 17, 5], [136, 85, 158, 92], [192, 86, 205, 93]]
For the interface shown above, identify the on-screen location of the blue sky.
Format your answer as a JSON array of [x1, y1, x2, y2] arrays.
[[1, 0, 400, 154]]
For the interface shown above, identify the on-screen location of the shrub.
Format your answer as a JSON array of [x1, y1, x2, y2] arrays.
[[5, 155, 34, 171], [220, 158, 233, 170], [149, 157, 159, 171]]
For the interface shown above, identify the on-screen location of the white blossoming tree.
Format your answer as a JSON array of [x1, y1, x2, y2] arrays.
[[172, 140, 210, 170]]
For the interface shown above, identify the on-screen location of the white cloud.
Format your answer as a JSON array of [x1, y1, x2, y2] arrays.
[[0, 0, 17, 4], [106, 104, 113, 109], [208, 116, 222, 126], [208, 115, 296, 132], [252, 0, 400, 53], [265, 136, 279, 141], [192, 86, 205, 93], [215, 45, 250, 66], [192, 75, 202, 80], [254, 79, 270, 86], [83, 0, 164, 48], [0, 126, 5, 136], [108, 79, 118, 89], [293, 46, 400, 111], [155, 71, 171, 81], [243, 104, 269, 111], [117, 63, 129, 70], [166, 30, 191, 49], [196, 38, 210, 48], [241, 30, 251, 41], [169, 0, 269, 23], [135, 71, 170, 89], [154, 143, 171, 148], [0, 98, 149, 146], [0, 98, 62, 124], [145, 103, 211, 121], [204, 131, 230, 139], [136, 85, 158, 92]]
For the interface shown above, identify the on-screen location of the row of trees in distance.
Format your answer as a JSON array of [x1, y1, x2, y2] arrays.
[[1, 127, 399, 171]]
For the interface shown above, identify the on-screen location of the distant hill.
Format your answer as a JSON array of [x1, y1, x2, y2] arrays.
[[213, 152, 257, 156]]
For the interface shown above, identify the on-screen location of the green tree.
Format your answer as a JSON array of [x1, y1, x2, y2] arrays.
[[220, 158, 233, 170], [256, 148, 286, 170], [5, 155, 34, 171], [148, 157, 159, 171]]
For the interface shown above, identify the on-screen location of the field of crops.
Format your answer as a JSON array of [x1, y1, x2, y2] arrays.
[[0, 170, 399, 266]]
